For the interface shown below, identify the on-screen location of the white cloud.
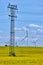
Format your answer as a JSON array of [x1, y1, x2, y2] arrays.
[[28, 24, 40, 28], [15, 28, 22, 31], [15, 23, 43, 32], [27, 23, 43, 29], [0, 24, 43, 43], [37, 29, 43, 33], [15, 27, 29, 31], [22, 27, 28, 31]]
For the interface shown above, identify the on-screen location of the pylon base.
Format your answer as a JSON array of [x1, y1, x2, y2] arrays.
[[9, 52, 16, 56]]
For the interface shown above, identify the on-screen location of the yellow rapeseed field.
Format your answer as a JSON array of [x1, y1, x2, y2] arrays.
[[0, 46, 43, 65]]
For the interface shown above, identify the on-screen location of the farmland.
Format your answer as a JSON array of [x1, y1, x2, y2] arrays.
[[0, 46, 43, 65]]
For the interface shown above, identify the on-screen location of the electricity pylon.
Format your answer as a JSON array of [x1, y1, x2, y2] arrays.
[[8, 3, 17, 56]]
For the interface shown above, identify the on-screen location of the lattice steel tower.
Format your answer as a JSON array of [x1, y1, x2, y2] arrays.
[[8, 3, 17, 56]]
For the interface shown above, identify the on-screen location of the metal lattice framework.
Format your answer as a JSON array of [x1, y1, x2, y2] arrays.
[[8, 3, 17, 56]]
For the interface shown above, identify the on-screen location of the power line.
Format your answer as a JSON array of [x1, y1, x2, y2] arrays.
[[0, 11, 43, 15]]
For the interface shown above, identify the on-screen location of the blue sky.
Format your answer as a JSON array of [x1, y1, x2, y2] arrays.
[[0, 0, 43, 46]]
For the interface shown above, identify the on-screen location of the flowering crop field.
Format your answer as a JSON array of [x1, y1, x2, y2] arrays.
[[0, 47, 43, 65]]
